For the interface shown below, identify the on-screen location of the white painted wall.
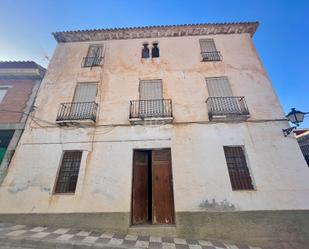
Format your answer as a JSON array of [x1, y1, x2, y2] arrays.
[[0, 32, 308, 214]]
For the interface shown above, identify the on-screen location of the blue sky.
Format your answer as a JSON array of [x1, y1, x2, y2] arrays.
[[0, 0, 308, 127]]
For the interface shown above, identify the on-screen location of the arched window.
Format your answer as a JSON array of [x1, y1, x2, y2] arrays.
[[152, 42, 160, 58], [142, 43, 150, 58]]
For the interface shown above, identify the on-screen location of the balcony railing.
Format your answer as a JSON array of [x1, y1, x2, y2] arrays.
[[82, 56, 103, 67], [201, 51, 222, 61], [129, 99, 173, 119], [206, 96, 249, 120], [56, 102, 98, 123]]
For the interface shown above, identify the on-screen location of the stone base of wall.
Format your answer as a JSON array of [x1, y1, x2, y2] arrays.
[[0, 212, 131, 234], [0, 210, 308, 248]]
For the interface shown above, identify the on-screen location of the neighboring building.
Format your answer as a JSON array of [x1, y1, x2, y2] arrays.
[[0, 22, 308, 245], [294, 129, 309, 166], [0, 61, 45, 183]]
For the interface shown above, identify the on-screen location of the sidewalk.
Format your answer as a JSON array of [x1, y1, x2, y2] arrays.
[[0, 223, 262, 249]]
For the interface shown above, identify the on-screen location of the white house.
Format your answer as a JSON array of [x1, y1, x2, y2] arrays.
[[0, 22, 308, 245]]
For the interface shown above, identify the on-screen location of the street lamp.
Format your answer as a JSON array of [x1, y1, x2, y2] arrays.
[[283, 108, 308, 136]]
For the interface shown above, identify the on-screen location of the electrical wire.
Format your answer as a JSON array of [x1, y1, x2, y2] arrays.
[[0, 109, 56, 126]]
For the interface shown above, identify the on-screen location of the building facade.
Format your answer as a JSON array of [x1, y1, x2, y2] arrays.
[[0, 61, 45, 183], [0, 23, 309, 245], [295, 129, 309, 166]]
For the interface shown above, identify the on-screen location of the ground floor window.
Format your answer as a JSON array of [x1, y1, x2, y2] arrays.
[[54, 151, 82, 194], [223, 146, 254, 190]]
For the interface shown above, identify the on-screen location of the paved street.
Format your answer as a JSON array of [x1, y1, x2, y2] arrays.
[[0, 223, 263, 249]]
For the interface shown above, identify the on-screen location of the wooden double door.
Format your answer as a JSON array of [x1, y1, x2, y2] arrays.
[[132, 148, 175, 225]]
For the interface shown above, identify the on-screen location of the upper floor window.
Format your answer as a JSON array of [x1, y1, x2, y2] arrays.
[[199, 39, 222, 62], [142, 43, 150, 58], [152, 42, 160, 58], [206, 77, 233, 97], [54, 151, 82, 194], [141, 42, 160, 59], [0, 88, 8, 103], [83, 44, 103, 67], [205, 77, 250, 120], [223, 146, 254, 190]]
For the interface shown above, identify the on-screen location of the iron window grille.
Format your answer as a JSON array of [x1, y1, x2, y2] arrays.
[[223, 146, 254, 190], [56, 102, 98, 122], [82, 56, 103, 67], [54, 151, 82, 194], [201, 51, 222, 61], [130, 99, 172, 119]]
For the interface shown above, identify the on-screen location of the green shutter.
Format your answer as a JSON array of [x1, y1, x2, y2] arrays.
[[0, 147, 7, 164]]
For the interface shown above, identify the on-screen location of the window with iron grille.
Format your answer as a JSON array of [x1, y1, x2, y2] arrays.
[[83, 45, 103, 67], [54, 151, 82, 194], [199, 39, 221, 61], [223, 146, 254, 190]]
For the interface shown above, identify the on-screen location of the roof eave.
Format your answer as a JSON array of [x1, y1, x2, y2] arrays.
[[52, 21, 259, 43]]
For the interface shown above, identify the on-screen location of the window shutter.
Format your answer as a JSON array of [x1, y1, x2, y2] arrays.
[[199, 39, 217, 52], [223, 146, 254, 190], [206, 77, 233, 97], [132, 150, 149, 224], [152, 149, 175, 224], [73, 83, 98, 103], [87, 45, 103, 58], [139, 80, 163, 100]]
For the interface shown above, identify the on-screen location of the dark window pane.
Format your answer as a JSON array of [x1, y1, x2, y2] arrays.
[[142, 44, 150, 58], [152, 43, 159, 58]]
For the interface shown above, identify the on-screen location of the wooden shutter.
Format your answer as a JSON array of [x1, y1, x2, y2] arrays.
[[55, 151, 82, 194], [223, 146, 254, 190], [87, 45, 103, 58], [132, 151, 149, 224], [206, 77, 233, 97], [152, 148, 175, 224], [199, 39, 217, 52], [139, 80, 163, 100], [73, 83, 98, 103]]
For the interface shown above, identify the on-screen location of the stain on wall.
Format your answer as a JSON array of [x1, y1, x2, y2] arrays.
[[199, 198, 236, 211]]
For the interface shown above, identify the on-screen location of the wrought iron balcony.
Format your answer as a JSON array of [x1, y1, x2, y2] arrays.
[[56, 102, 98, 124], [201, 51, 222, 61], [82, 56, 103, 67], [129, 99, 173, 124], [206, 96, 250, 121]]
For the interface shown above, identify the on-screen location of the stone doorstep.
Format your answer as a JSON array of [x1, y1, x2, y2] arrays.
[[0, 223, 263, 249]]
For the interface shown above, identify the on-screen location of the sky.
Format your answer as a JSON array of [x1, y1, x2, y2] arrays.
[[0, 0, 308, 127]]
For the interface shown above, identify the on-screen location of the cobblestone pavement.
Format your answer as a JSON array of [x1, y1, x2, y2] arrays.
[[0, 223, 263, 249]]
